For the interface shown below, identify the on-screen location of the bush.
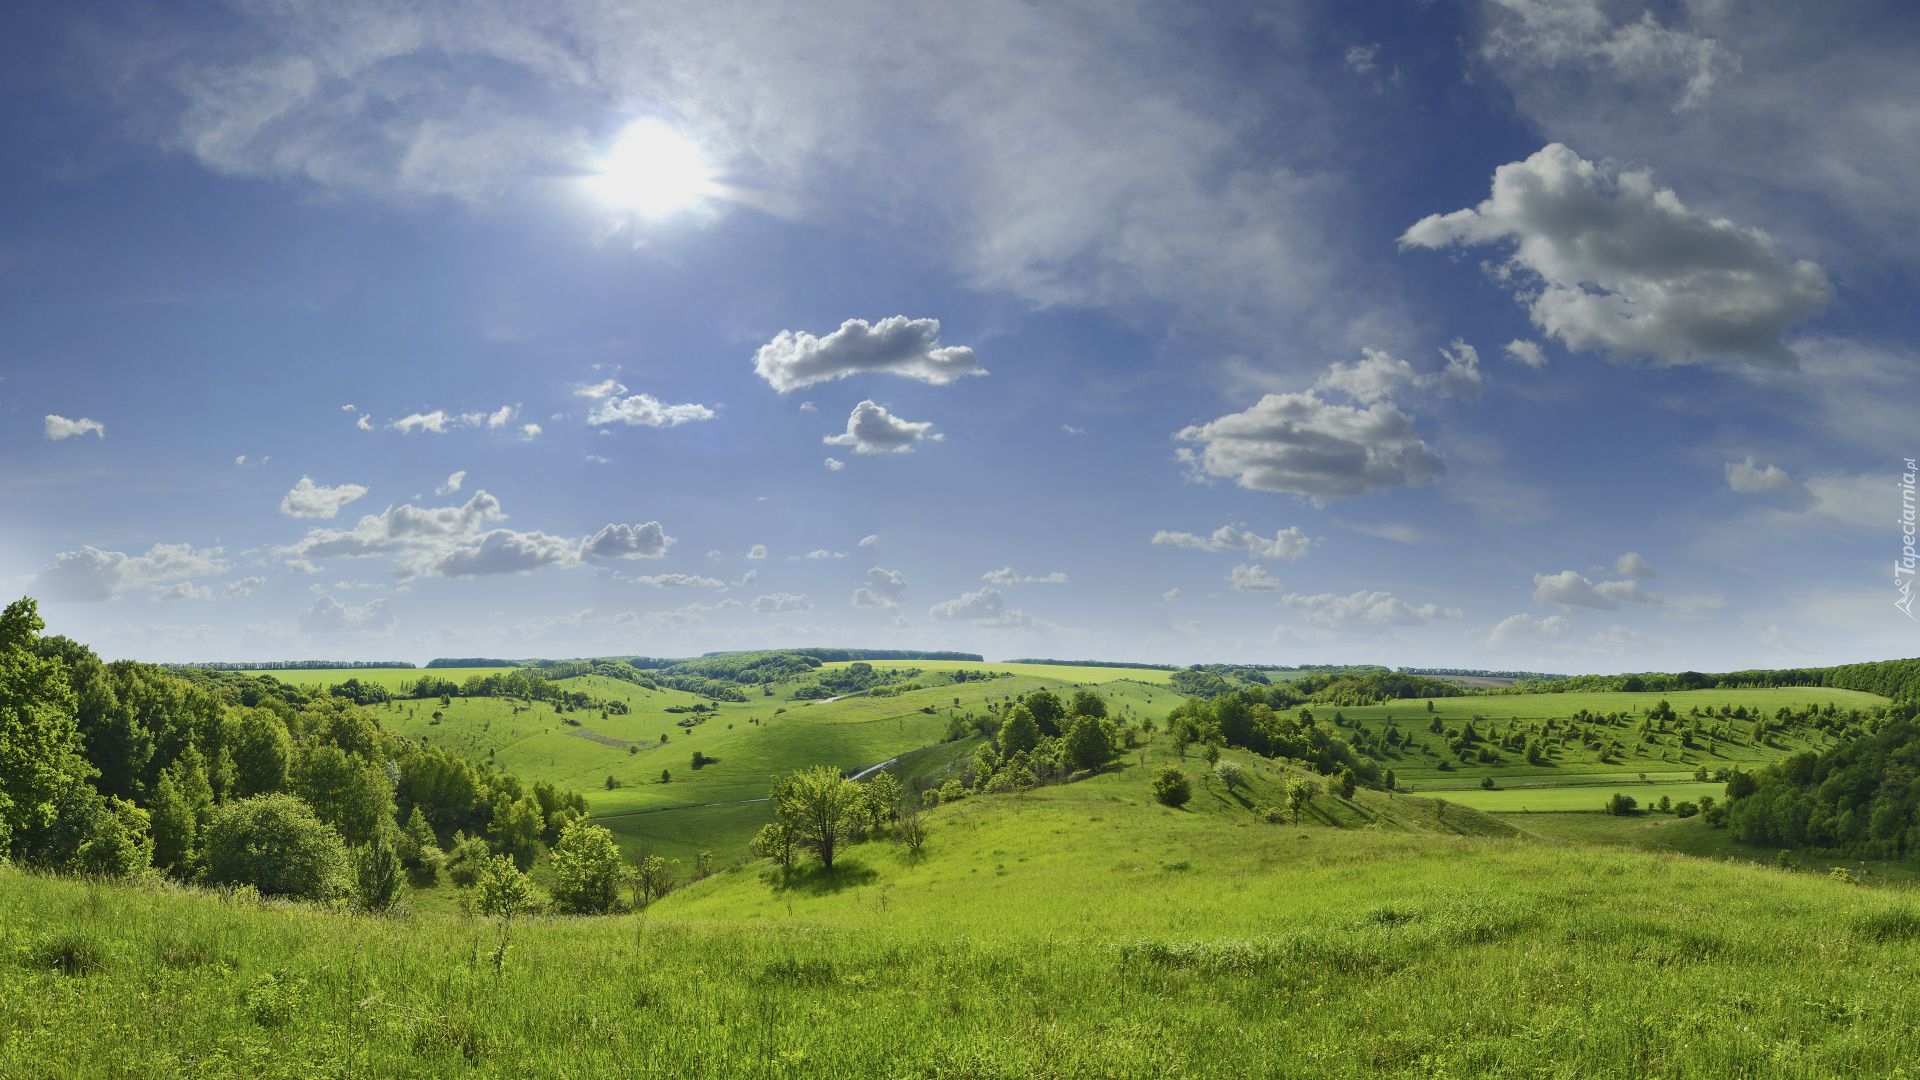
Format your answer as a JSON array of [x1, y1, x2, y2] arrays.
[[444, 833, 492, 887], [1606, 793, 1638, 816], [1213, 760, 1246, 789], [353, 832, 407, 914], [1152, 766, 1191, 808], [1258, 804, 1285, 824], [1673, 801, 1700, 818], [201, 794, 351, 902], [475, 855, 538, 919], [1480, 777, 1495, 790], [547, 821, 628, 915]]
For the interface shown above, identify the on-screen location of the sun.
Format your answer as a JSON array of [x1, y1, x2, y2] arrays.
[[589, 119, 714, 218]]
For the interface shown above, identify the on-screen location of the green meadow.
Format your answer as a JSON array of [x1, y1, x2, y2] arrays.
[[8, 740, 1920, 1077], [264, 666, 518, 691]]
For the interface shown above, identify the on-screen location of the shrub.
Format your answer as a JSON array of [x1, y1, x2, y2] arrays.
[[201, 794, 351, 902], [1674, 801, 1700, 818], [1213, 760, 1246, 789], [1606, 793, 1638, 816], [475, 855, 538, 920], [353, 832, 407, 914], [547, 821, 628, 915], [1152, 766, 1191, 808], [444, 832, 492, 887], [1258, 805, 1285, 824]]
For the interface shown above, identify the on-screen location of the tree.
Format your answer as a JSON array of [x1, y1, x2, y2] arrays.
[[863, 770, 904, 831], [227, 709, 293, 798], [1606, 792, 1638, 816], [896, 811, 928, 855], [1069, 690, 1108, 720], [1151, 765, 1191, 808], [475, 855, 537, 920], [1064, 714, 1115, 772], [773, 765, 861, 870], [631, 853, 672, 907], [201, 794, 351, 902], [547, 820, 628, 915], [999, 705, 1041, 756], [750, 821, 797, 871], [1335, 766, 1357, 800], [292, 745, 393, 846], [0, 598, 85, 855], [1213, 759, 1246, 789], [354, 830, 406, 914], [1023, 690, 1066, 737], [490, 794, 545, 870], [149, 767, 199, 876], [1284, 776, 1319, 823]]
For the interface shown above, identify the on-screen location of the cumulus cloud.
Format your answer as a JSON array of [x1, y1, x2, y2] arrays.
[[800, 549, 846, 561], [1401, 143, 1829, 367], [45, 415, 104, 440], [434, 529, 581, 578], [1314, 344, 1482, 406], [1613, 552, 1655, 580], [223, 576, 266, 599], [625, 573, 726, 589], [149, 582, 213, 603], [1227, 564, 1284, 592], [1486, 611, 1571, 648], [300, 594, 394, 633], [1725, 456, 1799, 495], [981, 567, 1068, 587], [581, 383, 716, 428], [858, 535, 879, 548], [1480, 0, 1737, 111], [822, 400, 941, 455], [1175, 392, 1442, 504], [280, 476, 370, 519], [852, 565, 909, 610], [1152, 524, 1312, 561], [581, 521, 674, 561], [1531, 569, 1659, 610], [1282, 590, 1464, 627], [927, 586, 1040, 628], [1061, 425, 1086, 436], [746, 544, 768, 560], [34, 543, 231, 601], [1504, 339, 1549, 369], [824, 458, 845, 471], [753, 317, 983, 393], [752, 593, 812, 614], [387, 406, 521, 434], [436, 470, 466, 495]]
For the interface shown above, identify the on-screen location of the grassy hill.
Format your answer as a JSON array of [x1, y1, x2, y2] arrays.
[[7, 740, 1920, 1076]]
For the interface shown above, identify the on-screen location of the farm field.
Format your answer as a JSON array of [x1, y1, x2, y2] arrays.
[[263, 666, 518, 691], [816, 657, 1176, 685]]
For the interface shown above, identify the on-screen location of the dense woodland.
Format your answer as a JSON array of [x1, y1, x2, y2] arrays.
[[1512, 659, 1920, 702]]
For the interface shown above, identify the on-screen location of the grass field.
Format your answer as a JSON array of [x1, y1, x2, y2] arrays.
[[8, 736, 1920, 1076], [1434, 780, 1719, 813]]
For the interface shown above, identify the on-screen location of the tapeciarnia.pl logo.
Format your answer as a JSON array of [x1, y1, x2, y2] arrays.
[[1900, 457, 1917, 619]]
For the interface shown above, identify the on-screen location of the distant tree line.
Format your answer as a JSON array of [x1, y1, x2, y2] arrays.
[[1005, 658, 1181, 671], [1396, 667, 1561, 680], [169, 660, 417, 671], [1508, 659, 1920, 703]]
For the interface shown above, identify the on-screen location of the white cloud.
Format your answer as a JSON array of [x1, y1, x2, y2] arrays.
[[223, 576, 266, 599], [746, 544, 768, 560], [1161, 588, 1181, 603], [234, 453, 268, 467], [927, 586, 1040, 628], [1480, 1, 1736, 111], [581, 521, 675, 561], [1314, 344, 1482, 406], [1613, 552, 1655, 580], [823, 400, 941, 455], [1175, 392, 1442, 504], [44, 415, 104, 440], [1227, 564, 1283, 592], [583, 385, 716, 428], [1343, 43, 1379, 75], [1282, 590, 1464, 627], [627, 573, 726, 589], [520, 423, 542, 439], [858, 534, 879, 548], [436, 470, 467, 496], [981, 567, 1068, 587], [149, 582, 213, 603], [824, 458, 845, 471], [1486, 611, 1571, 648], [752, 592, 812, 614], [860, 564, 910, 607], [1401, 143, 1829, 367], [1725, 456, 1798, 495], [1531, 569, 1658, 610], [1151, 524, 1312, 560], [1339, 521, 1422, 544], [356, 414, 373, 431], [280, 476, 370, 519], [300, 594, 394, 633], [798, 401, 817, 412], [34, 543, 231, 601], [800, 549, 846, 561], [1503, 339, 1549, 369], [388, 406, 521, 434], [1060, 424, 1086, 436], [754, 316, 984, 393]]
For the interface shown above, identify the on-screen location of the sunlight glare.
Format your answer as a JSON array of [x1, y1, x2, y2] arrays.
[[590, 119, 713, 219]]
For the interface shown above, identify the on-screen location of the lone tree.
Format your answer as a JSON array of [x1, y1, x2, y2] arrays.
[[750, 820, 797, 871], [1283, 776, 1319, 824], [773, 765, 862, 870], [631, 853, 673, 907], [547, 820, 628, 915]]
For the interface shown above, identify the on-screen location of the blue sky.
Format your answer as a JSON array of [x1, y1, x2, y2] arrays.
[[2, 0, 1916, 671]]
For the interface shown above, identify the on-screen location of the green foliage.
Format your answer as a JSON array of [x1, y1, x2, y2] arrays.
[[772, 766, 862, 870], [1152, 766, 1191, 808], [0, 598, 85, 854], [1723, 721, 1920, 856], [547, 821, 627, 915], [226, 709, 293, 798], [998, 705, 1041, 756], [202, 794, 350, 902], [474, 855, 537, 920], [292, 745, 393, 846], [1607, 793, 1639, 816], [353, 831, 406, 914], [1064, 714, 1116, 772]]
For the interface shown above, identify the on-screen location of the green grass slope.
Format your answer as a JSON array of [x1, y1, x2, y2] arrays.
[[7, 740, 1920, 1076]]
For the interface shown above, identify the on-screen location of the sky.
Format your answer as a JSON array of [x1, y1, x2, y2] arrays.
[[1, 0, 1916, 672]]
